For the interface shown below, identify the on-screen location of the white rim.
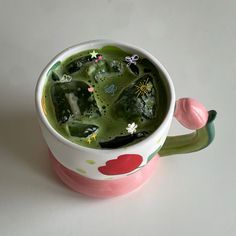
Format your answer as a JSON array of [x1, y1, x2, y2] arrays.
[[35, 39, 175, 153]]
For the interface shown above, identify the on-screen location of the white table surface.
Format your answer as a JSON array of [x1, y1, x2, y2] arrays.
[[0, 0, 235, 235]]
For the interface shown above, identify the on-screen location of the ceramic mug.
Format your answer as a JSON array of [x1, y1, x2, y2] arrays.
[[35, 40, 216, 197]]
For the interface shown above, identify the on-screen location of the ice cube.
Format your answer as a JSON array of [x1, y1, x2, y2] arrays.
[[113, 74, 157, 121], [87, 60, 125, 81], [66, 55, 101, 74], [50, 83, 72, 123], [51, 81, 100, 123], [87, 60, 109, 80]]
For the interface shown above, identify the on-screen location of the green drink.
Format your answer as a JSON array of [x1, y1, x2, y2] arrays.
[[42, 45, 168, 149]]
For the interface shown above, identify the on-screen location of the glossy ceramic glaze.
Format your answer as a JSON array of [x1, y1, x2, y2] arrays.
[[35, 40, 217, 198]]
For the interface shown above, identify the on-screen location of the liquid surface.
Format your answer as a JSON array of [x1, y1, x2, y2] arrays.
[[43, 46, 168, 149]]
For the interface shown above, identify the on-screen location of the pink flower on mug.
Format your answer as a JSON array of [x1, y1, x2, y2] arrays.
[[98, 154, 143, 175]]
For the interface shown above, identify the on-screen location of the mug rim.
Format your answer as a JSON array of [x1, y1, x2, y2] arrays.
[[35, 39, 176, 153]]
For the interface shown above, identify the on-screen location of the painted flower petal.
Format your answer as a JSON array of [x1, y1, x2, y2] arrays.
[[98, 154, 143, 175]]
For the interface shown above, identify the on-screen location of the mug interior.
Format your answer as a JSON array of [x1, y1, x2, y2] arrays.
[[35, 39, 175, 152]]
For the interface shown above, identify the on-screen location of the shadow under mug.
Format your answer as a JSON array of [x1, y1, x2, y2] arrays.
[[35, 40, 217, 198]]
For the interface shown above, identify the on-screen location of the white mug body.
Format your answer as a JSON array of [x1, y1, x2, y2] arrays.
[[35, 40, 175, 180]]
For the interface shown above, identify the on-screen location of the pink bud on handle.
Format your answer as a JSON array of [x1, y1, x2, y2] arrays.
[[174, 98, 209, 130]]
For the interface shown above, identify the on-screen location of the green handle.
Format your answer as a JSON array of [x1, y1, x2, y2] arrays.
[[159, 110, 217, 157]]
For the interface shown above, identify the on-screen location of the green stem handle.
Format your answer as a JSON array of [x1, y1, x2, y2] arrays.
[[159, 110, 217, 157]]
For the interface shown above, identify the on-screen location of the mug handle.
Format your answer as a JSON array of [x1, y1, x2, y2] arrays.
[[159, 98, 217, 157]]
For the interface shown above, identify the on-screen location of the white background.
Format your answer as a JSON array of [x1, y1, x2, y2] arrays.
[[0, 0, 235, 235]]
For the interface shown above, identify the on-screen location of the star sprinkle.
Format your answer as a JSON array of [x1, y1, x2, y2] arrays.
[[86, 132, 97, 144], [126, 122, 138, 135], [91, 132, 97, 140], [87, 137, 92, 144], [90, 50, 98, 58]]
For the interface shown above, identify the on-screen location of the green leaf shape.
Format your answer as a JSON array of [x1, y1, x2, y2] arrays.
[[76, 168, 87, 174], [147, 145, 162, 163], [86, 160, 96, 165]]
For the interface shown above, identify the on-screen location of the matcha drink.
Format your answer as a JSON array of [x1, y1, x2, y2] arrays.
[[42, 45, 168, 149]]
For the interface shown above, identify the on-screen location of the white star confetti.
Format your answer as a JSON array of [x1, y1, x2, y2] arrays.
[[90, 50, 98, 59], [126, 122, 138, 134]]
